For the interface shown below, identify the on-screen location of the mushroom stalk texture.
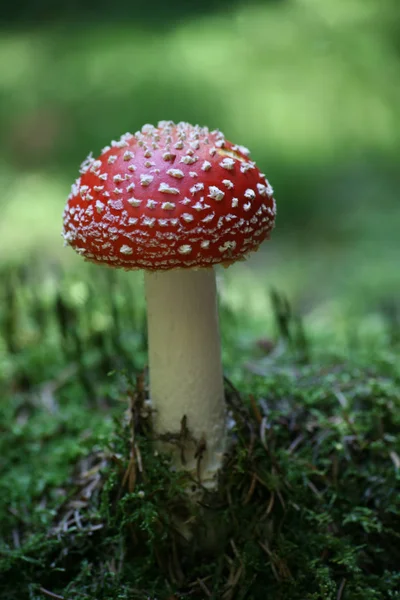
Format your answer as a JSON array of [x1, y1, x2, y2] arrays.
[[145, 268, 226, 488]]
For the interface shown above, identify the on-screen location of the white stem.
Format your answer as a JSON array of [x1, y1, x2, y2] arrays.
[[144, 268, 226, 489]]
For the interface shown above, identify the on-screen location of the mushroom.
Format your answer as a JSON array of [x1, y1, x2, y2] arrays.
[[62, 121, 276, 490]]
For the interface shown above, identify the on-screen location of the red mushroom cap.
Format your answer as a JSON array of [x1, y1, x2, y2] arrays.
[[62, 121, 276, 270]]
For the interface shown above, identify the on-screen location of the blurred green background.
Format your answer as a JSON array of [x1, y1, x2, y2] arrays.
[[0, 0, 399, 331]]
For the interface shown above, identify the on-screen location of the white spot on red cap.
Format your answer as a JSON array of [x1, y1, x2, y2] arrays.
[[143, 217, 156, 227], [257, 183, 267, 196], [80, 153, 94, 174], [220, 158, 235, 170], [178, 245, 192, 255], [237, 145, 250, 156], [193, 201, 209, 211], [140, 174, 154, 186], [208, 186, 225, 201], [90, 160, 102, 172], [219, 240, 236, 253], [142, 124, 155, 134], [63, 231, 76, 243], [180, 155, 197, 165], [190, 183, 204, 194], [202, 212, 215, 223], [109, 200, 123, 210], [167, 168, 184, 179], [240, 162, 254, 173], [244, 189, 256, 200], [120, 245, 133, 255], [222, 179, 234, 189], [95, 200, 105, 213], [161, 201, 175, 210], [182, 213, 194, 222], [108, 155, 117, 164], [159, 183, 179, 195], [128, 198, 141, 207]]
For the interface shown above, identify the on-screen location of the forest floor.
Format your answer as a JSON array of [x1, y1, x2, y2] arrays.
[[0, 262, 399, 600]]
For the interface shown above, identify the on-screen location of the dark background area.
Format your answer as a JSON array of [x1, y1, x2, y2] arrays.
[[0, 0, 281, 26]]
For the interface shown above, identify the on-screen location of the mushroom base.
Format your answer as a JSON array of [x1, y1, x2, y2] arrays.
[[144, 268, 227, 489]]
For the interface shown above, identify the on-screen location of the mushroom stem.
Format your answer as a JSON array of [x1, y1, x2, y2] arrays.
[[144, 268, 226, 489]]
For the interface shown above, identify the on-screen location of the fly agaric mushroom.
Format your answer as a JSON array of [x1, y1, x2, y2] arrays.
[[62, 121, 276, 489]]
